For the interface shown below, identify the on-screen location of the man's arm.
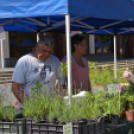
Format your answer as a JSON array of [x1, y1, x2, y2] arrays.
[[11, 82, 24, 104]]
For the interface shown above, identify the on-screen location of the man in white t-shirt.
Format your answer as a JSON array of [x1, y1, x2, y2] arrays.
[[11, 36, 61, 107]]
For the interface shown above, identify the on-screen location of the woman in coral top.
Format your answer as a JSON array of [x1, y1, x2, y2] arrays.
[[62, 34, 91, 94]]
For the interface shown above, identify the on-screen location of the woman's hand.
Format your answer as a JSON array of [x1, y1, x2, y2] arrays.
[[121, 68, 134, 83]]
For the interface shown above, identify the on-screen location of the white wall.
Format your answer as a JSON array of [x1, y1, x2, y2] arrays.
[[0, 32, 10, 67], [3, 32, 10, 58]]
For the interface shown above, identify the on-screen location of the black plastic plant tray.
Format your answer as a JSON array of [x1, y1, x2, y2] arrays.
[[84, 120, 105, 134], [0, 118, 26, 134], [26, 119, 87, 134]]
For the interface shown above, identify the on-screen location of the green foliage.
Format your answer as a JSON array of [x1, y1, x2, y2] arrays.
[[24, 81, 86, 123], [88, 61, 97, 66], [102, 93, 126, 116], [0, 91, 17, 122], [89, 67, 127, 86], [48, 96, 85, 123], [60, 62, 68, 77], [47, 94, 64, 123], [22, 81, 134, 124], [83, 92, 103, 120], [23, 81, 51, 122], [23, 98, 35, 119], [125, 93, 134, 111], [0, 105, 16, 122], [5, 106, 16, 122], [111, 78, 120, 84]]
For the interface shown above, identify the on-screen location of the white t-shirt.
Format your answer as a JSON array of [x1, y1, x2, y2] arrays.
[[12, 53, 61, 107]]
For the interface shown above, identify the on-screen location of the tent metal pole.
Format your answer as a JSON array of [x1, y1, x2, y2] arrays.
[[65, 14, 72, 100], [114, 35, 117, 78], [1, 40, 4, 68]]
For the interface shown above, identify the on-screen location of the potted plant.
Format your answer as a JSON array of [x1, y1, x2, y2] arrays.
[[0, 90, 26, 134], [125, 93, 134, 121], [83, 91, 105, 134], [25, 85, 87, 134], [120, 94, 127, 119], [103, 93, 121, 124], [59, 62, 68, 88]]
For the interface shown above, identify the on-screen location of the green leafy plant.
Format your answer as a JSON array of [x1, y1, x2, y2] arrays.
[[83, 92, 102, 120], [60, 62, 68, 77], [48, 94, 85, 124], [102, 93, 124, 116], [125, 93, 134, 111]]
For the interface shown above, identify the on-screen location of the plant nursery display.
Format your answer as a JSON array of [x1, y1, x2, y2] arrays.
[[1, 64, 134, 134]]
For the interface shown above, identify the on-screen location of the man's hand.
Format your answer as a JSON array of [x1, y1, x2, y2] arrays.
[[121, 68, 134, 83], [11, 82, 24, 104]]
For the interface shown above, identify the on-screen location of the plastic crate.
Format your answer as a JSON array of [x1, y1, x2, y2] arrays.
[[0, 118, 26, 134], [26, 119, 87, 134], [83, 119, 105, 134]]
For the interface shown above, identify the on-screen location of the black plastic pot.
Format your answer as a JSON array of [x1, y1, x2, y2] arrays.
[[95, 117, 106, 134], [111, 115, 120, 124], [59, 76, 67, 86], [100, 117, 105, 134], [125, 101, 130, 110], [105, 114, 111, 123]]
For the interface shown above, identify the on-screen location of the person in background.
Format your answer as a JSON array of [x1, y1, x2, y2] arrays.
[[11, 36, 61, 108], [62, 34, 91, 94]]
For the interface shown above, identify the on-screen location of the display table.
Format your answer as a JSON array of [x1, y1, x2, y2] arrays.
[[105, 120, 134, 134]]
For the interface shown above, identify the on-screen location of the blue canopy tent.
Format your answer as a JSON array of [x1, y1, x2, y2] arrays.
[[1, 0, 134, 33], [95, 40, 111, 48], [19, 38, 35, 47], [1, 0, 134, 96]]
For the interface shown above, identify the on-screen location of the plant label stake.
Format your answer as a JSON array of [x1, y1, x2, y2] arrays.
[[118, 84, 121, 114], [63, 122, 73, 134]]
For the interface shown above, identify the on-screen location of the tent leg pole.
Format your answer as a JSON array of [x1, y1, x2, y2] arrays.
[[114, 35, 117, 78], [1, 40, 4, 68], [65, 14, 72, 100]]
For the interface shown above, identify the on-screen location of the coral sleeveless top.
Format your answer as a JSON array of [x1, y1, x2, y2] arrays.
[[62, 56, 89, 93]]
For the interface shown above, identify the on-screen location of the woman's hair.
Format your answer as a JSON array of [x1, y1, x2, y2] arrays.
[[71, 34, 85, 52]]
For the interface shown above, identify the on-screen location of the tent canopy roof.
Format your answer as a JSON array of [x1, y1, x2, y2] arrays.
[[1, 0, 134, 34], [1, 0, 134, 21]]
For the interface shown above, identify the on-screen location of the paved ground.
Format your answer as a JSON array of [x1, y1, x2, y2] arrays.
[[0, 84, 16, 106]]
